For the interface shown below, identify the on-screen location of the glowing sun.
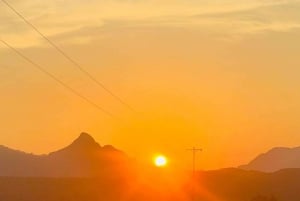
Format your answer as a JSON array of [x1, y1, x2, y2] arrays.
[[154, 155, 168, 167]]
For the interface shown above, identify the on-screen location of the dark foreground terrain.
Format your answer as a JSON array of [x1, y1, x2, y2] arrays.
[[0, 168, 299, 201], [198, 168, 300, 201], [1, 134, 299, 201]]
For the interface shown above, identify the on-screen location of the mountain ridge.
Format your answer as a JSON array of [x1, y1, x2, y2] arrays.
[[239, 146, 300, 172], [0, 132, 129, 177]]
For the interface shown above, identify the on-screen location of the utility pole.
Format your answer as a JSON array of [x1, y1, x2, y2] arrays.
[[187, 147, 202, 201], [187, 147, 202, 176]]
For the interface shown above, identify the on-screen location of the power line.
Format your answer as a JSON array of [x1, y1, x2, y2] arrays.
[[0, 39, 115, 118], [1, 0, 135, 112]]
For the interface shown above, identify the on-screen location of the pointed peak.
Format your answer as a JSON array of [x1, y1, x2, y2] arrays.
[[69, 132, 100, 149], [48, 133, 101, 156], [77, 132, 95, 142]]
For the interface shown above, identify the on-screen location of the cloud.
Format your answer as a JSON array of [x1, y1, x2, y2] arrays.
[[1, 0, 300, 48], [190, 0, 300, 34]]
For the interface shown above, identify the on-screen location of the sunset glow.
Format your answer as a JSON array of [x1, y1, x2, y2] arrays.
[[1, 0, 300, 171], [0, 0, 299, 200]]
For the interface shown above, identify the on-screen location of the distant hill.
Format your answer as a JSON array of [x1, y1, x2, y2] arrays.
[[0, 133, 131, 177], [239, 146, 300, 172]]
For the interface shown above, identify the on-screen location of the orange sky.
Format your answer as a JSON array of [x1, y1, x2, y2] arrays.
[[1, 0, 300, 170]]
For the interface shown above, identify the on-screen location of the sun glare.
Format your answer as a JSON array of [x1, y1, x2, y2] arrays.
[[154, 155, 168, 167]]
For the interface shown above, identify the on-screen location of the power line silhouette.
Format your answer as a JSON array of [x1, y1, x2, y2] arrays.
[[1, 0, 135, 112], [1, 39, 115, 118]]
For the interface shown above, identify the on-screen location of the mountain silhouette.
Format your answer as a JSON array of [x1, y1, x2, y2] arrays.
[[0, 133, 130, 177], [49, 132, 101, 156], [239, 146, 300, 172]]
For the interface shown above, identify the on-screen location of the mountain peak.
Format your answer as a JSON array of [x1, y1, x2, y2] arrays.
[[70, 132, 100, 148], [48, 133, 101, 156], [77, 132, 95, 142]]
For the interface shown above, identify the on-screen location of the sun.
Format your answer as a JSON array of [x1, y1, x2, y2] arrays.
[[154, 155, 168, 167]]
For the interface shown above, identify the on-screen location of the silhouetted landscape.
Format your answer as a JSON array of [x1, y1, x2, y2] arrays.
[[0, 133, 131, 177], [2, 0, 300, 200], [0, 133, 299, 201]]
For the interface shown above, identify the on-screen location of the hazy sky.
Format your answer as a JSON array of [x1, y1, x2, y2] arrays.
[[1, 0, 300, 170]]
